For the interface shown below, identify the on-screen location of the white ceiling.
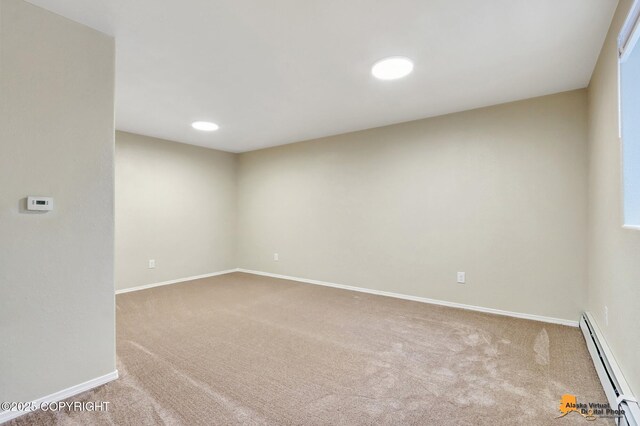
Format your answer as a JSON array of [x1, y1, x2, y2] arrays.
[[28, 0, 617, 153]]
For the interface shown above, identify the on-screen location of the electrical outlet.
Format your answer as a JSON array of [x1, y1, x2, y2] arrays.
[[273, 253, 279, 261], [604, 306, 608, 326], [148, 259, 156, 269], [457, 272, 465, 284]]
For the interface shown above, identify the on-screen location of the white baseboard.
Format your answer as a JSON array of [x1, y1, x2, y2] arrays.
[[0, 370, 118, 424], [581, 312, 639, 425], [116, 269, 238, 294], [117, 267, 579, 326], [237, 269, 579, 327]]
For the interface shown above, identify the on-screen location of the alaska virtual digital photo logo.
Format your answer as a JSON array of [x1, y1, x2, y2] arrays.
[[557, 394, 625, 421]]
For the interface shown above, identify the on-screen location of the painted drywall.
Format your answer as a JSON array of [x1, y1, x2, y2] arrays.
[[587, 0, 640, 395], [0, 0, 115, 403], [115, 131, 237, 290], [238, 90, 588, 322]]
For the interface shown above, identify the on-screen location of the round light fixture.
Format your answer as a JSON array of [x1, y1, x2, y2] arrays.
[[191, 121, 219, 131], [371, 56, 414, 80]]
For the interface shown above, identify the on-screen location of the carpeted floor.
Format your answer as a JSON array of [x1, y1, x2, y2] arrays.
[[10, 272, 611, 425]]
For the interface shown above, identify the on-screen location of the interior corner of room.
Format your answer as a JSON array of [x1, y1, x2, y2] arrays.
[[1, 0, 639, 424]]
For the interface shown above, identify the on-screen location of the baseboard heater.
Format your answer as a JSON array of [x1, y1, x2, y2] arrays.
[[580, 312, 640, 426]]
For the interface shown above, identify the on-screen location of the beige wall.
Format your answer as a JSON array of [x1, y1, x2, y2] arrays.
[[115, 131, 237, 290], [587, 0, 640, 395], [0, 0, 115, 403], [238, 90, 588, 322]]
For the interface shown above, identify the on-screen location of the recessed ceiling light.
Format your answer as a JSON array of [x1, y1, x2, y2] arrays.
[[191, 121, 219, 131], [371, 57, 414, 80]]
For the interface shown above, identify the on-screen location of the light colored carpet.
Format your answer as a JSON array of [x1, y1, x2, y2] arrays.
[[10, 272, 610, 425]]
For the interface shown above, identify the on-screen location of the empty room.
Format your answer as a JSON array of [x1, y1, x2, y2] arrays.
[[1, 0, 639, 424]]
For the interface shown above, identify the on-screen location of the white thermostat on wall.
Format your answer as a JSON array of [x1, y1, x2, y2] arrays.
[[27, 196, 53, 211]]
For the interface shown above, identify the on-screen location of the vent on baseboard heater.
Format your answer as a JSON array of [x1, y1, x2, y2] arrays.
[[580, 312, 640, 426]]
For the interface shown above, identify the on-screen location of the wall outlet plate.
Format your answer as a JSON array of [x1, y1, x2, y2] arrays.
[[457, 272, 466, 283], [148, 259, 156, 269]]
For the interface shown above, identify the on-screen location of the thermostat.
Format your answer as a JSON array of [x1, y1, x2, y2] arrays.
[[27, 196, 53, 211]]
